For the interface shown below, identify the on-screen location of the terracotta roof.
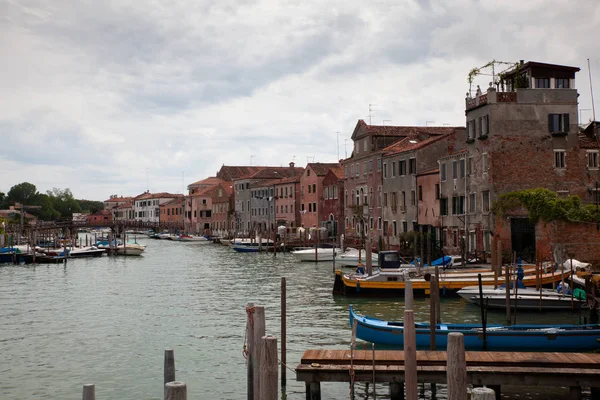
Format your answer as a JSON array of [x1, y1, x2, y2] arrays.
[[307, 162, 341, 176], [161, 198, 184, 207], [578, 132, 600, 149], [272, 176, 301, 185], [188, 177, 225, 187], [104, 196, 134, 203], [382, 132, 456, 155], [216, 165, 265, 181], [326, 166, 344, 179], [190, 186, 215, 197], [136, 192, 184, 200], [248, 166, 304, 180], [116, 203, 133, 209], [352, 119, 462, 139]]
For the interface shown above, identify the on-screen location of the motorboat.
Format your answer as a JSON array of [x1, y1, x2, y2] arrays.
[[291, 247, 343, 262], [68, 246, 106, 258], [457, 285, 564, 302], [178, 235, 211, 243], [336, 248, 378, 267], [115, 243, 146, 256]]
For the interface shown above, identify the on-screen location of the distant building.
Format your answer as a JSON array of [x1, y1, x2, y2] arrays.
[[87, 210, 112, 225], [134, 192, 184, 223]]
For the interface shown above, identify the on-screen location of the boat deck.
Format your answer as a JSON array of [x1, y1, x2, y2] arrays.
[[296, 349, 600, 399]]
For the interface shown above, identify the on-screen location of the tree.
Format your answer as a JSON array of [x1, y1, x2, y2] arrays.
[[6, 182, 39, 206]]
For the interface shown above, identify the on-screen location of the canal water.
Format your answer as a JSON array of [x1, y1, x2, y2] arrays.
[[0, 237, 589, 399]]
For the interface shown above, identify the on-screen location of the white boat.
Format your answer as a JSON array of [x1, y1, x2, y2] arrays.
[[291, 247, 343, 262], [115, 243, 146, 256], [179, 235, 211, 242], [457, 285, 564, 302], [336, 248, 379, 267], [68, 246, 106, 258], [469, 293, 585, 310], [158, 233, 174, 240]]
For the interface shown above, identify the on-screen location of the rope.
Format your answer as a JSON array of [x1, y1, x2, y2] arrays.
[[278, 358, 296, 373], [242, 306, 256, 360]]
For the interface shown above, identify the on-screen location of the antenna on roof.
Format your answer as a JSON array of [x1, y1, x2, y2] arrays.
[[368, 104, 377, 125], [588, 58, 597, 140]]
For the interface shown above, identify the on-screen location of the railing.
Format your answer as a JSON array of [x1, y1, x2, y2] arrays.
[[497, 92, 517, 102]]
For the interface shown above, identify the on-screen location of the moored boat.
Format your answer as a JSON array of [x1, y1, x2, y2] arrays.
[[336, 248, 379, 267], [349, 306, 600, 351], [291, 247, 343, 262], [115, 243, 146, 256]]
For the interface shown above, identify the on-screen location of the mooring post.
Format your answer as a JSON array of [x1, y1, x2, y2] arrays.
[[429, 273, 437, 399], [246, 302, 255, 400], [306, 382, 321, 400], [390, 382, 404, 400], [281, 278, 287, 388], [259, 335, 278, 400], [164, 349, 175, 385], [82, 383, 95, 400], [447, 332, 467, 400], [252, 306, 266, 400], [404, 310, 417, 400], [405, 280, 414, 311], [164, 381, 187, 400]]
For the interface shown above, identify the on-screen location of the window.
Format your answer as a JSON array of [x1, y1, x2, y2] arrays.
[[392, 161, 397, 177], [308, 203, 312, 212], [313, 202, 316, 213], [307, 169, 310, 177], [441, 163, 447, 182], [452, 160, 458, 179], [588, 151, 599, 169], [535, 77, 550, 88], [312, 184, 316, 193], [555, 78, 570, 88], [440, 198, 448, 215], [377, 158, 382, 171], [351, 190, 354, 206], [410, 190, 416, 206], [345, 190, 348, 206], [378, 186, 382, 208], [469, 193, 475, 214], [418, 185, 423, 201], [308, 185, 311, 194], [350, 165, 355, 177], [482, 153, 488, 173], [383, 163, 388, 178], [469, 231, 476, 251], [435, 184, 440, 199], [363, 138, 368, 152], [554, 150, 566, 169], [334, 186, 338, 199], [356, 190, 360, 206], [467, 119, 476, 140], [409, 158, 416, 174], [369, 160, 373, 173], [481, 115, 489, 136], [355, 141, 359, 155], [460, 158, 465, 178], [399, 160, 406, 176], [383, 220, 389, 236], [452, 196, 465, 215], [402, 221, 408, 233], [344, 166, 348, 178], [301, 203, 305, 211], [393, 221, 397, 236], [355, 164, 359, 177], [364, 161, 367, 175], [482, 191, 490, 213], [468, 157, 474, 175], [383, 192, 388, 207], [548, 113, 570, 133], [378, 217, 382, 230], [401, 191, 406, 208], [484, 231, 491, 251], [369, 187, 373, 205]]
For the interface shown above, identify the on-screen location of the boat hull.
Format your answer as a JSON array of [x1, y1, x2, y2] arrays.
[[292, 248, 341, 262], [472, 295, 585, 310], [349, 306, 600, 351]]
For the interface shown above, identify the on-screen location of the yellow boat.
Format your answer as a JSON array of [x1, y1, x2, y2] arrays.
[[333, 266, 570, 296]]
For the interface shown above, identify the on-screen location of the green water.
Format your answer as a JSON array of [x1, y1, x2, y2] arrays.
[[0, 237, 589, 399]]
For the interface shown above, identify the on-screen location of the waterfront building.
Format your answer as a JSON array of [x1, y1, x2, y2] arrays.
[[87, 209, 113, 225], [298, 162, 341, 233], [112, 203, 133, 221], [210, 183, 234, 236], [440, 60, 600, 261], [380, 128, 464, 247], [321, 166, 345, 237], [159, 198, 185, 225], [134, 192, 183, 223], [273, 175, 301, 231], [103, 195, 134, 210]]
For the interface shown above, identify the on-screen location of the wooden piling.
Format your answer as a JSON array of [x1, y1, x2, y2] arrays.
[[429, 277, 437, 350], [405, 280, 414, 311], [164, 381, 187, 400], [252, 306, 266, 400], [259, 335, 278, 400], [434, 268, 441, 324], [403, 310, 417, 400], [164, 349, 175, 385], [505, 265, 511, 325], [390, 382, 404, 400], [82, 384, 95, 400], [570, 257, 574, 310], [281, 278, 287, 388], [246, 302, 255, 400], [447, 332, 467, 400], [306, 382, 321, 400]]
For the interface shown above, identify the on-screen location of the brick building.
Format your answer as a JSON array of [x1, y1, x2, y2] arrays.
[[321, 166, 345, 237], [298, 162, 340, 229]]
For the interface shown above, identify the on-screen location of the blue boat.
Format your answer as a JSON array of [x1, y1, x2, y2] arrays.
[[349, 305, 600, 352], [231, 243, 261, 253]]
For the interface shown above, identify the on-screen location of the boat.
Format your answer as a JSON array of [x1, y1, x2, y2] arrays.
[[469, 293, 585, 311], [115, 243, 146, 256], [178, 235, 211, 243], [68, 246, 106, 258], [457, 285, 564, 301], [334, 254, 569, 296], [291, 247, 343, 262], [349, 306, 600, 351], [336, 248, 379, 267]]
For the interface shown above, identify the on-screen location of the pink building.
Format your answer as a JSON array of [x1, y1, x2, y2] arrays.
[[299, 162, 340, 229], [273, 176, 301, 229]]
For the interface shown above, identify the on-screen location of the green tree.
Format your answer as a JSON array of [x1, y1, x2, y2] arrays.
[[6, 182, 39, 205]]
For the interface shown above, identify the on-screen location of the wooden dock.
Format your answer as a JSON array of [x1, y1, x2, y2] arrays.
[[296, 349, 600, 400]]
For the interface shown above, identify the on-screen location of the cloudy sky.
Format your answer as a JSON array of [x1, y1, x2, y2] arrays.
[[1, 0, 599, 201]]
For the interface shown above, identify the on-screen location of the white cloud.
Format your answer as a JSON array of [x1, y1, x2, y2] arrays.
[[1, 0, 599, 200]]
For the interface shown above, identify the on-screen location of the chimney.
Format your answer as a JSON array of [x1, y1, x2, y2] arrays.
[[289, 161, 295, 168]]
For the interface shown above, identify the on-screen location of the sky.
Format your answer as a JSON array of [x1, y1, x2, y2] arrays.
[[1, 0, 600, 201]]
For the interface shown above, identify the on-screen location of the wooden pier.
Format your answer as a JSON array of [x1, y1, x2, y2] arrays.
[[296, 349, 600, 400]]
